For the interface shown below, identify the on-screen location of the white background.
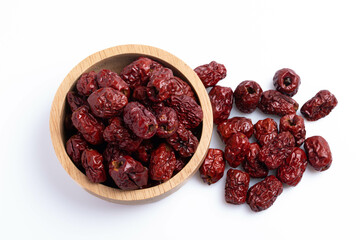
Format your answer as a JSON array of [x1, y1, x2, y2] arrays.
[[1, 0, 359, 239]]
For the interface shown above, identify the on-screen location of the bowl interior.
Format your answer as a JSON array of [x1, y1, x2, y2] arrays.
[[50, 45, 213, 204]]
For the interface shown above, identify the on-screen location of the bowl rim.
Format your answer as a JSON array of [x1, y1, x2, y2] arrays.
[[49, 44, 213, 204]]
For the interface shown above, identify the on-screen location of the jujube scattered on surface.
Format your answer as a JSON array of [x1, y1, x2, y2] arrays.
[[234, 80, 263, 113], [199, 149, 226, 185], [300, 90, 338, 121], [304, 136, 332, 171], [273, 68, 301, 97], [225, 169, 250, 205], [208, 85, 233, 125]]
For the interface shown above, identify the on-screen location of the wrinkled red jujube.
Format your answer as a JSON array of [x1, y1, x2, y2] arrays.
[[149, 143, 176, 181], [224, 133, 250, 168], [217, 117, 254, 143], [258, 131, 295, 170], [81, 149, 106, 183], [123, 102, 158, 139], [277, 147, 307, 186], [199, 149, 226, 185], [225, 169, 250, 205], [234, 80, 263, 113], [194, 61, 227, 88], [258, 90, 299, 116], [109, 155, 148, 190], [300, 90, 338, 121], [208, 86, 233, 125], [246, 175, 283, 212], [254, 118, 278, 147], [273, 68, 301, 97], [304, 136, 332, 171]]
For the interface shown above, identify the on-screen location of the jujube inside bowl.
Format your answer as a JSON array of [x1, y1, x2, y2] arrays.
[[49, 44, 213, 203]]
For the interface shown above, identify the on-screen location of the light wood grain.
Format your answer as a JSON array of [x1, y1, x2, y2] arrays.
[[49, 44, 213, 204]]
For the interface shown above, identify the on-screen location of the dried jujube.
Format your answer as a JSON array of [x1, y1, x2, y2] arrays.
[[304, 136, 332, 171], [234, 80, 263, 113], [273, 68, 301, 97], [109, 155, 148, 190], [254, 118, 278, 147], [279, 114, 306, 146], [96, 69, 130, 98], [123, 101, 158, 139], [81, 149, 107, 183], [246, 175, 283, 212], [208, 85, 233, 125], [87, 87, 128, 118], [199, 149, 225, 185], [71, 106, 104, 145], [242, 143, 268, 178], [66, 133, 88, 168], [258, 90, 299, 116], [224, 133, 250, 168], [225, 169, 250, 205], [149, 143, 176, 181], [300, 90, 338, 121], [258, 131, 295, 170], [76, 71, 98, 96], [217, 117, 254, 143], [194, 61, 227, 88], [277, 147, 307, 186]]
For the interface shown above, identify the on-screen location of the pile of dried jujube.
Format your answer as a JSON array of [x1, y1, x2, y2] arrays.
[[65, 57, 203, 190], [195, 62, 337, 212]]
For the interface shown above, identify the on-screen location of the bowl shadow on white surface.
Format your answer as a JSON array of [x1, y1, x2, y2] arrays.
[[41, 108, 152, 212]]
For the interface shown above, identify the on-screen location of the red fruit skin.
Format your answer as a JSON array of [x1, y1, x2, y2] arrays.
[[120, 57, 161, 88], [66, 91, 87, 112], [103, 144, 128, 164], [66, 133, 88, 168], [273, 68, 301, 97], [234, 80, 263, 113], [258, 131, 295, 170], [254, 118, 278, 146], [103, 117, 142, 152], [208, 86, 233, 125], [173, 157, 188, 175], [166, 95, 203, 129], [224, 133, 250, 168], [156, 107, 179, 138], [258, 90, 299, 116], [166, 76, 196, 100], [225, 169, 250, 205], [87, 87, 128, 118], [279, 114, 306, 147], [109, 155, 148, 190], [96, 69, 130, 98], [304, 136, 332, 171], [71, 106, 104, 145], [242, 143, 268, 178], [166, 123, 199, 157], [194, 61, 227, 88], [146, 67, 174, 102], [277, 147, 307, 186], [217, 117, 254, 143], [76, 71, 98, 96], [132, 140, 154, 164], [246, 175, 283, 212], [123, 102, 158, 139], [149, 143, 176, 181], [81, 149, 106, 183], [199, 149, 226, 185], [300, 90, 338, 121]]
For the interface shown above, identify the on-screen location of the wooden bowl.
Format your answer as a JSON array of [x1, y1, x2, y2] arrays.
[[49, 44, 213, 204]]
